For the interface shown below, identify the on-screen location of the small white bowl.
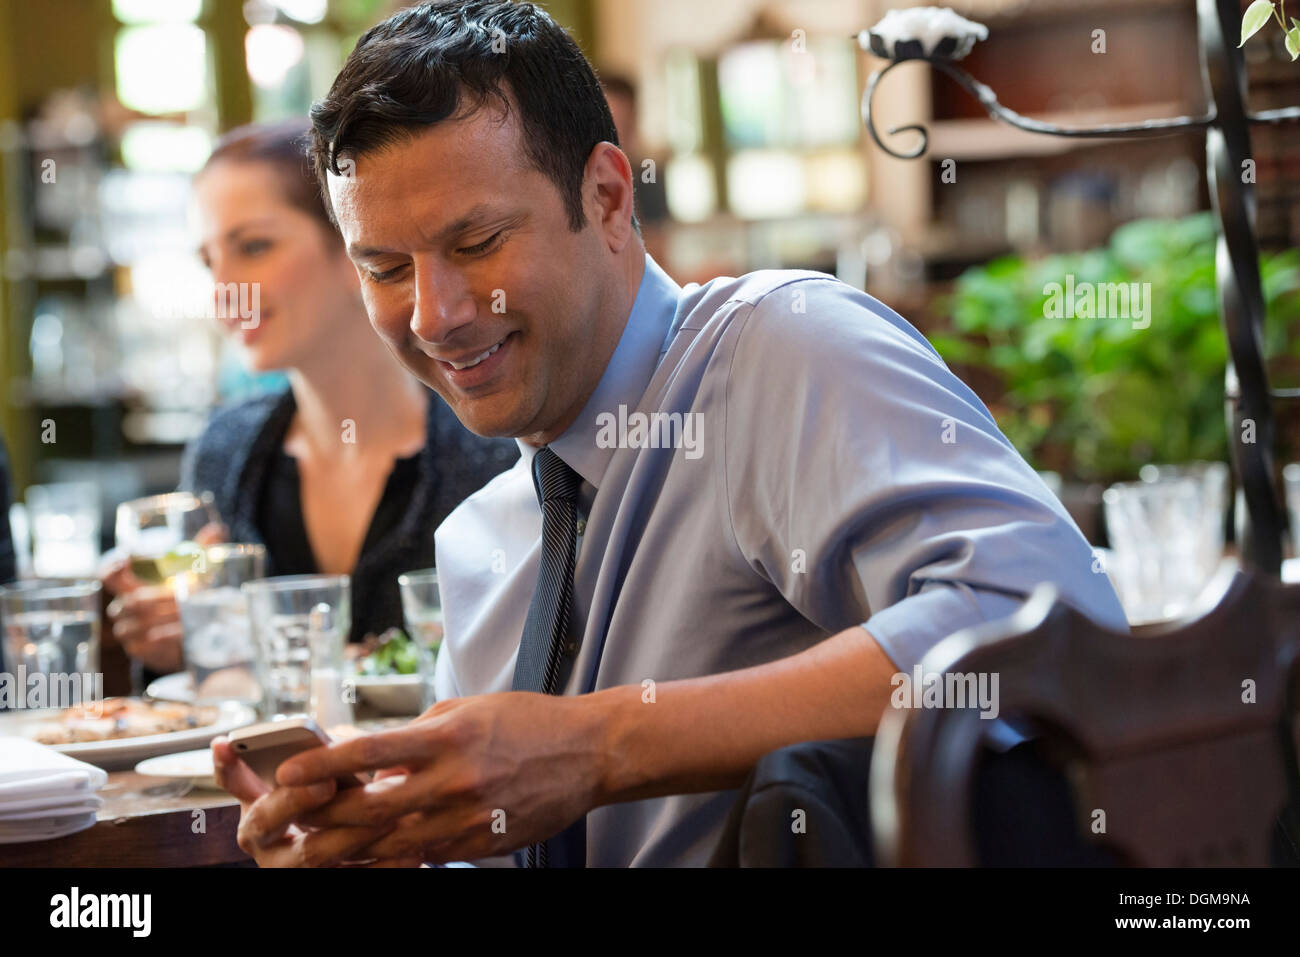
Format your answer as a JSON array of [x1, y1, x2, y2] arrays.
[[352, 674, 425, 716]]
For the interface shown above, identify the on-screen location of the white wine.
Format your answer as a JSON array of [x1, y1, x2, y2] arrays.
[[129, 538, 204, 585]]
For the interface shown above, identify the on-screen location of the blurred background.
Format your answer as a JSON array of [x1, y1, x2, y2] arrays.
[[0, 0, 1298, 556]]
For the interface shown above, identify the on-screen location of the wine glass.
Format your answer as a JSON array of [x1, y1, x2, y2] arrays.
[[115, 492, 220, 585]]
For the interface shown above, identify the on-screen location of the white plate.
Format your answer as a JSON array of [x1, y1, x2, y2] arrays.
[[146, 672, 195, 704], [0, 701, 257, 771], [147, 670, 260, 707], [352, 674, 424, 716], [135, 748, 219, 790]]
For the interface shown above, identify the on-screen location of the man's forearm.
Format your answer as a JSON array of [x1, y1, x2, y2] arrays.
[[588, 625, 898, 806]]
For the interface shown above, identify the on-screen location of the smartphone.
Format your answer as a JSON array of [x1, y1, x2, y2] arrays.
[[226, 717, 371, 791]]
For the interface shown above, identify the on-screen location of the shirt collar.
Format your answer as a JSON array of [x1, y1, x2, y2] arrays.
[[516, 254, 681, 490]]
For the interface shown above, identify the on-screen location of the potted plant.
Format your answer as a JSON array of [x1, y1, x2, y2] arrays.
[[930, 212, 1300, 539]]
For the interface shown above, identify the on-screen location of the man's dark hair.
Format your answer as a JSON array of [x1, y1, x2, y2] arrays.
[[309, 0, 620, 233]]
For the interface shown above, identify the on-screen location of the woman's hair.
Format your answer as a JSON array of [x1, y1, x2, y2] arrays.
[[201, 119, 339, 241]]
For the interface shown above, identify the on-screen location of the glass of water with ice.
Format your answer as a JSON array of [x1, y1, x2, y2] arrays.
[[398, 568, 443, 710], [174, 544, 266, 707], [242, 575, 351, 723], [0, 580, 101, 701]]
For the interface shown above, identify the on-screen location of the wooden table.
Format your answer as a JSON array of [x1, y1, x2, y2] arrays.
[[0, 711, 415, 867], [0, 770, 246, 867]]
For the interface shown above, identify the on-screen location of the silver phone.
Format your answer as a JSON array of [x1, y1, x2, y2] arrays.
[[226, 717, 370, 790]]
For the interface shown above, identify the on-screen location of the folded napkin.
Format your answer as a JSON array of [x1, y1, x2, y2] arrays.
[[0, 812, 99, 844], [0, 737, 107, 843]]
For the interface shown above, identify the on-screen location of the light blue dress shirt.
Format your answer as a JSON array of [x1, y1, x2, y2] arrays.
[[433, 254, 1127, 866]]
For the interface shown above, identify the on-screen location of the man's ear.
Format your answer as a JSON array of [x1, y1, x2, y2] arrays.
[[584, 141, 635, 252]]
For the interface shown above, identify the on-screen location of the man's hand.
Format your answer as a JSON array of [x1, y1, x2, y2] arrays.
[[278, 692, 608, 864], [212, 736, 414, 867]]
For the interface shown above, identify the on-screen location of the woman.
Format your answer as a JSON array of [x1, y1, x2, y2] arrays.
[[105, 120, 517, 675]]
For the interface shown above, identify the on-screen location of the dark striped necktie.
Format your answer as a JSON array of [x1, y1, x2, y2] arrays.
[[512, 446, 585, 867]]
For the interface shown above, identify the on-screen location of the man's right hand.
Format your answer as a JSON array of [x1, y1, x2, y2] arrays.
[[211, 736, 416, 868]]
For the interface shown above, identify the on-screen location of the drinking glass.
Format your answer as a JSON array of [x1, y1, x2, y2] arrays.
[[1138, 460, 1229, 584], [0, 580, 101, 705], [398, 569, 443, 710], [174, 544, 266, 707], [115, 492, 220, 585], [1284, 463, 1300, 558], [26, 482, 100, 579], [243, 575, 351, 725], [1103, 465, 1226, 623]]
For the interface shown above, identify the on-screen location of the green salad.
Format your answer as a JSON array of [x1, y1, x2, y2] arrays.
[[356, 628, 420, 676]]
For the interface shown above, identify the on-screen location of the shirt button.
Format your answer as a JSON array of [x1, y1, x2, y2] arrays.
[[565, 640, 580, 655], [576, 518, 587, 537]]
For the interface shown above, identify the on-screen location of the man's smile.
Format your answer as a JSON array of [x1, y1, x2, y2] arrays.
[[426, 330, 518, 390]]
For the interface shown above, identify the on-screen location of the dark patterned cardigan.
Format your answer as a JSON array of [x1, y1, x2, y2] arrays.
[[178, 387, 518, 642]]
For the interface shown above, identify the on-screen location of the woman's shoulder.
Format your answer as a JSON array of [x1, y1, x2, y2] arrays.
[[421, 390, 512, 462], [180, 389, 294, 492], [195, 390, 292, 455], [423, 391, 520, 473]]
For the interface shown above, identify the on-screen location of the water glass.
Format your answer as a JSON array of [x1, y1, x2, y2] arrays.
[[1138, 461, 1229, 562], [1103, 463, 1228, 623], [26, 482, 100, 579], [174, 544, 266, 706], [243, 575, 351, 725], [1283, 463, 1300, 556], [398, 568, 443, 709], [0, 580, 101, 703]]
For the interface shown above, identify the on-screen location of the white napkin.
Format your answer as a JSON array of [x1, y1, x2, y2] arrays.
[[0, 737, 107, 843], [0, 812, 100, 844]]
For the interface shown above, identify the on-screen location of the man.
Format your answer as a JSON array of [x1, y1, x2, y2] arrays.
[[213, 0, 1126, 867]]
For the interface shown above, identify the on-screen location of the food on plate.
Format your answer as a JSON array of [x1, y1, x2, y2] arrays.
[[353, 628, 419, 677], [32, 697, 218, 745]]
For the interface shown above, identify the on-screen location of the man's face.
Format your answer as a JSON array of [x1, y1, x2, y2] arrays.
[[328, 106, 618, 444]]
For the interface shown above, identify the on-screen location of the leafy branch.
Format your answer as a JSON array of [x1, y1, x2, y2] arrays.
[[1241, 0, 1300, 60]]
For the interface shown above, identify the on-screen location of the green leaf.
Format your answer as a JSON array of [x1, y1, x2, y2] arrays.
[[1287, 25, 1300, 59], [1241, 0, 1275, 47]]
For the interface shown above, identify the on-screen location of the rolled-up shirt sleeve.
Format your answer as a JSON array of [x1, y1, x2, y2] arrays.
[[722, 277, 1127, 674]]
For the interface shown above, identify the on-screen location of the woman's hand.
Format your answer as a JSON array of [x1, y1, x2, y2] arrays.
[[101, 520, 227, 675], [104, 566, 185, 674]]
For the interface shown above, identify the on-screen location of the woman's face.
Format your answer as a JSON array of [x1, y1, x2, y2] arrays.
[[193, 160, 360, 373]]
